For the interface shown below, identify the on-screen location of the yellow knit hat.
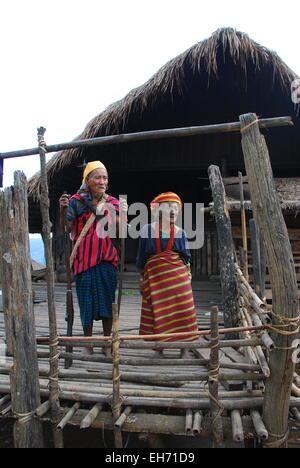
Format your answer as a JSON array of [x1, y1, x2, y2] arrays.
[[82, 161, 107, 185]]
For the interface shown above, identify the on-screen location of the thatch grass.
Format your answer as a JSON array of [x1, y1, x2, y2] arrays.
[[28, 27, 299, 199]]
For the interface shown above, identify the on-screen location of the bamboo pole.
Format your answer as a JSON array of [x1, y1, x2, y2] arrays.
[[240, 113, 299, 448], [111, 303, 123, 448], [36, 325, 266, 344], [36, 400, 51, 418], [37, 350, 261, 371], [0, 395, 10, 410], [1, 379, 300, 410], [290, 407, 300, 424], [0, 172, 44, 448], [185, 409, 193, 434], [294, 373, 300, 388], [57, 403, 80, 431], [80, 403, 102, 429], [231, 410, 244, 443], [192, 411, 203, 436], [115, 406, 133, 429], [37, 127, 63, 449], [0, 117, 293, 160], [250, 410, 269, 440], [0, 373, 265, 399], [36, 337, 263, 349]]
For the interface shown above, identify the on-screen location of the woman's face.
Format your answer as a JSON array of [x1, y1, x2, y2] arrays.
[[158, 202, 180, 222], [86, 168, 108, 196]]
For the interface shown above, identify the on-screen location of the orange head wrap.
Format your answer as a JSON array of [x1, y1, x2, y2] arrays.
[[150, 192, 182, 211]]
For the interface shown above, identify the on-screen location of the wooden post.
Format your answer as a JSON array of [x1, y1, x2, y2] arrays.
[[249, 219, 266, 300], [37, 127, 64, 448], [239, 113, 299, 448], [0, 172, 44, 448], [208, 165, 240, 335], [112, 303, 123, 448], [238, 171, 249, 281], [209, 306, 224, 447]]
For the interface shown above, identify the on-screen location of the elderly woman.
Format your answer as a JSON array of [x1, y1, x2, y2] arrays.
[[136, 192, 199, 358], [59, 160, 125, 356]]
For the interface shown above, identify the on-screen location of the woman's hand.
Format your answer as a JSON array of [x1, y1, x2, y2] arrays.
[[119, 198, 128, 214], [139, 274, 144, 295], [59, 194, 71, 211]]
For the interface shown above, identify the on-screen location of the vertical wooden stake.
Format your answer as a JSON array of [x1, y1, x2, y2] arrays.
[[209, 306, 224, 447], [0, 172, 44, 448], [239, 113, 298, 448], [112, 303, 123, 448], [249, 219, 266, 300], [208, 165, 240, 336], [37, 127, 64, 448], [238, 171, 249, 281]]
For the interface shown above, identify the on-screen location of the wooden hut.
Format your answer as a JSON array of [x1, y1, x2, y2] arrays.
[[27, 27, 300, 278]]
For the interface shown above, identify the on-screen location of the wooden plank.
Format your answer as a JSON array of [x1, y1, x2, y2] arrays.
[[0, 172, 44, 448]]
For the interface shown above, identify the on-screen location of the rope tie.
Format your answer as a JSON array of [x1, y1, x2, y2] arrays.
[[210, 335, 220, 350], [112, 373, 122, 383], [263, 430, 289, 448], [203, 381, 225, 425], [208, 365, 220, 383], [108, 394, 126, 414], [266, 314, 299, 337], [48, 338, 61, 396], [13, 410, 35, 425], [209, 335, 220, 383], [240, 119, 259, 133], [38, 133, 47, 153]]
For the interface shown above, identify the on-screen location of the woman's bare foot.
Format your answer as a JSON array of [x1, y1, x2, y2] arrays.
[[180, 348, 190, 359], [151, 349, 164, 359], [83, 345, 94, 356], [102, 347, 112, 358]]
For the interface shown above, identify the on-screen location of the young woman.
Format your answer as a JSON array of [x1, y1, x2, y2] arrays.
[[59, 160, 126, 356], [136, 192, 198, 358]]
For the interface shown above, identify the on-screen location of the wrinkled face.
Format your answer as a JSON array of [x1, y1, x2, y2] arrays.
[[158, 202, 181, 222], [86, 168, 108, 196]]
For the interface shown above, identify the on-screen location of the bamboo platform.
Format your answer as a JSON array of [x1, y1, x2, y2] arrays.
[[1, 274, 299, 446]]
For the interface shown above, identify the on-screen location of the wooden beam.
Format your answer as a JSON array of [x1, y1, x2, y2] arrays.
[[208, 165, 240, 336], [0, 116, 293, 160]]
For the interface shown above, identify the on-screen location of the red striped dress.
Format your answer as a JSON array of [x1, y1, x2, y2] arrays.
[[139, 225, 198, 342]]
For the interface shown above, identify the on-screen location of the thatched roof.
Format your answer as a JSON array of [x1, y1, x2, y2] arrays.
[[28, 27, 299, 199]]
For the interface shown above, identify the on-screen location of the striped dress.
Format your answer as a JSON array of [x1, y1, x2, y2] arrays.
[[138, 224, 198, 342], [67, 192, 120, 328]]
